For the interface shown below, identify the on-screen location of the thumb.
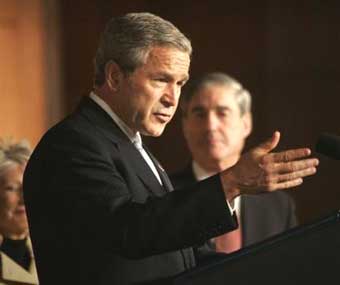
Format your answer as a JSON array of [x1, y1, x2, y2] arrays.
[[255, 131, 280, 154]]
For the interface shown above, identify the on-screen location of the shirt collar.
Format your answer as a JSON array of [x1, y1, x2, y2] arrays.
[[89, 91, 142, 145], [192, 160, 216, 181]]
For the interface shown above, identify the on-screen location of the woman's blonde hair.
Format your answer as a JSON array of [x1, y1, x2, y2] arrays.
[[0, 138, 31, 175]]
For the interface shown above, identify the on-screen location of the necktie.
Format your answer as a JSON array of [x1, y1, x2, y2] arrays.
[[214, 225, 242, 254], [132, 137, 163, 185]]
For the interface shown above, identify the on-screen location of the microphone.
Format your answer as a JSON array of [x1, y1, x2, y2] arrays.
[[315, 133, 340, 160]]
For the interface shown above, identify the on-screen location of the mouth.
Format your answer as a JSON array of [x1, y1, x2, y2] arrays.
[[14, 206, 26, 215], [154, 113, 172, 123], [204, 137, 223, 146]]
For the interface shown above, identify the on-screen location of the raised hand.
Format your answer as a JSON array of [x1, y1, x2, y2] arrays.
[[220, 131, 319, 201]]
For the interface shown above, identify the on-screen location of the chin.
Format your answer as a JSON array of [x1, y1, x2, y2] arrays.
[[143, 130, 164, 137], [14, 223, 29, 234], [141, 125, 166, 137]]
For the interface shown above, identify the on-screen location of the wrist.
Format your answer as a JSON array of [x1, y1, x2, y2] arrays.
[[219, 168, 241, 202]]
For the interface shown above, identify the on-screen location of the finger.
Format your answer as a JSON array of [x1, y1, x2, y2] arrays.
[[264, 167, 317, 184], [267, 178, 303, 191], [264, 158, 319, 174], [254, 131, 281, 155], [262, 148, 312, 164]]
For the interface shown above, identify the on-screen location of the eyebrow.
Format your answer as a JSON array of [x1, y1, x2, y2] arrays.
[[154, 71, 189, 83], [190, 105, 232, 112], [216, 106, 232, 112], [191, 106, 206, 113]]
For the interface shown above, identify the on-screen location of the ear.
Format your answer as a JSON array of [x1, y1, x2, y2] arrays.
[[242, 112, 252, 139], [104, 60, 123, 92]]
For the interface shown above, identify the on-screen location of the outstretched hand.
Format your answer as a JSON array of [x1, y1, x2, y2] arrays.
[[221, 131, 319, 201]]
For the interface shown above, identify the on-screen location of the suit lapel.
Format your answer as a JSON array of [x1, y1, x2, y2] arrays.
[[0, 252, 38, 284], [77, 96, 167, 197], [143, 145, 174, 192], [241, 195, 260, 247], [119, 141, 166, 196], [77, 96, 124, 146], [183, 165, 197, 185]]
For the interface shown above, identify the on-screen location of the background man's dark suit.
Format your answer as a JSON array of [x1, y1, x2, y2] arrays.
[[171, 165, 297, 260], [23, 97, 238, 285]]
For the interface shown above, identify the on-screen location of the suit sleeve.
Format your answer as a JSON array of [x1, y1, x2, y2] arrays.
[[25, 127, 237, 259], [286, 194, 298, 228]]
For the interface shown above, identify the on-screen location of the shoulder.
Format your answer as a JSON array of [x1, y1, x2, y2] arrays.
[[0, 250, 39, 285], [25, 113, 119, 184], [170, 165, 196, 190], [33, 120, 108, 161], [33, 105, 123, 162]]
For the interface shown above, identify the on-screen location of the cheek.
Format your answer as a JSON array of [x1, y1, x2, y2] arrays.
[[184, 123, 202, 141], [221, 119, 244, 137], [221, 128, 246, 149], [133, 93, 158, 118], [0, 200, 12, 220], [0, 194, 18, 210]]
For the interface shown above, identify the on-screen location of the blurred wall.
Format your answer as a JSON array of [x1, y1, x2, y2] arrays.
[[51, 0, 340, 224], [0, 0, 64, 146]]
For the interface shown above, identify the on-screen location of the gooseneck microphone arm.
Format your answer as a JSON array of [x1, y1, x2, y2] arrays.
[[316, 133, 340, 160]]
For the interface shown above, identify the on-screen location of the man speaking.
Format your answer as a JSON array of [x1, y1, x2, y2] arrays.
[[23, 13, 318, 285]]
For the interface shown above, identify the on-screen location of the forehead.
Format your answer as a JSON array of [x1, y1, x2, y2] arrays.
[[0, 163, 24, 183], [188, 84, 239, 110], [141, 46, 190, 79]]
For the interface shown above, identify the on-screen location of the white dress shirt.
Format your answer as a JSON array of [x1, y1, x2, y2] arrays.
[[89, 92, 163, 185]]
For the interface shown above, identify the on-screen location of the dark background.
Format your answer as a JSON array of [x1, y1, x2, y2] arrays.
[[59, 0, 340, 224]]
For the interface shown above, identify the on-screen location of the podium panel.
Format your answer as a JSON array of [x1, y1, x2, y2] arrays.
[[148, 210, 340, 285]]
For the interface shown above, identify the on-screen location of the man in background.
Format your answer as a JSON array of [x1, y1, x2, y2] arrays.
[[171, 72, 297, 258]]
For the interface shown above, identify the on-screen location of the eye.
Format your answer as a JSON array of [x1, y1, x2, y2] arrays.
[[4, 186, 14, 192], [192, 110, 206, 119], [151, 77, 168, 88], [218, 110, 228, 117], [216, 107, 231, 118], [3, 185, 20, 192], [155, 77, 169, 83], [177, 80, 187, 87]]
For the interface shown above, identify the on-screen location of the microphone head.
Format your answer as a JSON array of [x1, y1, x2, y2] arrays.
[[316, 133, 340, 160]]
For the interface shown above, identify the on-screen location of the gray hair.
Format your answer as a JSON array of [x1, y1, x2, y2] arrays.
[[180, 72, 252, 117], [0, 139, 31, 175], [94, 12, 192, 86]]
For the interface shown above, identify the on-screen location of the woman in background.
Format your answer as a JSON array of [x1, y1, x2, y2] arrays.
[[0, 139, 38, 285]]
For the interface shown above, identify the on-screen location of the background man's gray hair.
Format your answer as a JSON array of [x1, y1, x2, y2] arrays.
[[180, 72, 252, 117], [0, 138, 31, 175], [94, 12, 192, 86]]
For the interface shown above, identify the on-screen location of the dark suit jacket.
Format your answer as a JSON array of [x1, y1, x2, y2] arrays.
[[170, 165, 297, 260], [23, 97, 238, 285]]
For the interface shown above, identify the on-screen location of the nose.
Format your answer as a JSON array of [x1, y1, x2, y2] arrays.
[[161, 84, 180, 108], [205, 113, 219, 131]]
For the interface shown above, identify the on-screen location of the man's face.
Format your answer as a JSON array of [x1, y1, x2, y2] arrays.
[[116, 46, 190, 136], [182, 84, 252, 170]]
